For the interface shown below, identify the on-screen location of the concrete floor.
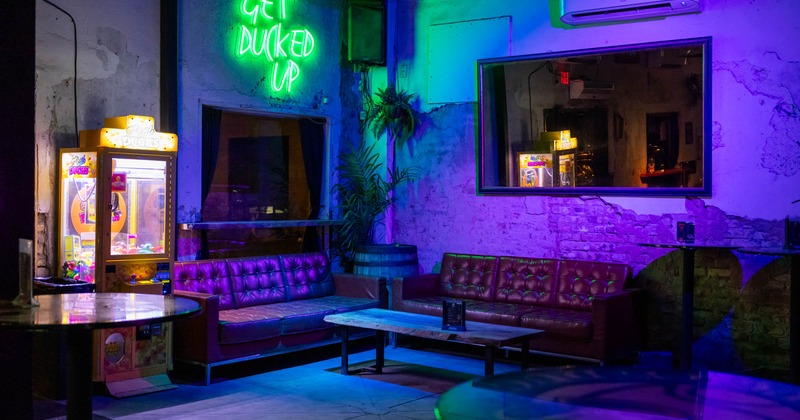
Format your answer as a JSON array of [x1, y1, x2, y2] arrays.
[[33, 340, 800, 419], [36, 341, 524, 419]]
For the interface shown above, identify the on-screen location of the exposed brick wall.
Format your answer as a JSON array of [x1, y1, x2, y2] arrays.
[[635, 248, 748, 371], [401, 198, 789, 372], [393, 114, 790, 372], [734, 256, 792, 371], [35, 212, 55, 277]]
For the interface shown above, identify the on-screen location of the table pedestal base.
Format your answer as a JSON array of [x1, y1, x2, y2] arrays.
[[680, 248, 695, 371], [66, 328, 92, 419]]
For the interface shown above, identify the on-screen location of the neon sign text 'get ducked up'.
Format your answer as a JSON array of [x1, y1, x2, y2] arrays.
[[237, 0, 316, 93]]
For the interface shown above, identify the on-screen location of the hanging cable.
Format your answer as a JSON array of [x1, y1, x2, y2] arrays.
[[42, 0, 78, 146], [357, 65, 373, 136], [526, 61, 550, 144]]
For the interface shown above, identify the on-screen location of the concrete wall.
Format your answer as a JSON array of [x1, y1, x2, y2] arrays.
[[391, 0, 800, 371], [35, 0, 162, 276]]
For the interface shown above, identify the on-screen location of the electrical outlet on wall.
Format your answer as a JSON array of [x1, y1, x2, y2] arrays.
[[399, 64, 408, 78]]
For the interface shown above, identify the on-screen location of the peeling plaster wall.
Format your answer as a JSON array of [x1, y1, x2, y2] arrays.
[[34, 0, 161, 276], [176, 0, 351, 259], [392, 0, 800, 371]]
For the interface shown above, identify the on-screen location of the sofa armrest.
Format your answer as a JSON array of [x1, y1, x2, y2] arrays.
[[173, 290, 220, 363], [392, 273, 440, 307], [591, 288, 644, 360], [333, 272, 387, 306]]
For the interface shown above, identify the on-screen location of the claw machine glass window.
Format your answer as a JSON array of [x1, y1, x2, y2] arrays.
[[60, 151, 99, 283], [108, 158, 167, 257], [518, 153, 553, 187]]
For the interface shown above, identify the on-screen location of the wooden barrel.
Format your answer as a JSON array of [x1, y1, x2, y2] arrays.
[[353, 244, 419, 279]]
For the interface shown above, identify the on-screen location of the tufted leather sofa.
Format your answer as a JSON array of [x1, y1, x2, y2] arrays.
[[172, 251, 386, 384], [392, 253, 642, 364]]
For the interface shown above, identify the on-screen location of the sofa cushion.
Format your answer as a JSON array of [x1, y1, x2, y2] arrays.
[[495, 257, 559, 306], [464, 300, 542, 327], [555, 260, 630, 311], [227, 256, 287, 309], [387, 297, 528, 327], [519, 306, 593, 340], [256, 300, 338, 335], [280, 252, 335, 301], [309, 295, 382, 313], [437, 254, 498, 302], [218, 307, 283, 344], [394, 297, 444, 317], [173, 260, 237, 310]]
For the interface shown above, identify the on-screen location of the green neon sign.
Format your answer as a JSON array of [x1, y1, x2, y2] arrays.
[[236, 0, 316, 93]]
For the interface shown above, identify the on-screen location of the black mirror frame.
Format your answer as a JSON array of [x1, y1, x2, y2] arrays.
[[476, 37, 712, 197]]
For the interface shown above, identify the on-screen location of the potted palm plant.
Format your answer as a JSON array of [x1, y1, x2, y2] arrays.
[[331, 139, 416, 272]]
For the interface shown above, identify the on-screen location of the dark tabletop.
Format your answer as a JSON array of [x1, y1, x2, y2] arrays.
[[738, 247, 800, 257], [0, 293, 201, 330], [639, 242, 739, 250]]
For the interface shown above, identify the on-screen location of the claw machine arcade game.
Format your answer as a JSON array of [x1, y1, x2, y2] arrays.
[[58, 115, 178, 396]]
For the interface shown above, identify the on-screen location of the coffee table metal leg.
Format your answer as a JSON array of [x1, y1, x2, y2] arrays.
[[375, 330, 385, 373], [484, 346, 495, 376], [340, 326, 350, 375]]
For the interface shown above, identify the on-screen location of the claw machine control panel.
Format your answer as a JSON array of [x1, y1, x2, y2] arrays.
[[58, 115, 178, 396]]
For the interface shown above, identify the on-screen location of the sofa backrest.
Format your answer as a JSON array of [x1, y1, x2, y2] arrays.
[[173, 251, 337, 308], [173, 259, 237, 310], [280, 252, 335, 301], [437, 253, 498, 301], [554, 260, 630, 311], [495, 257, 560, 306], [227, 256, 287, 308]]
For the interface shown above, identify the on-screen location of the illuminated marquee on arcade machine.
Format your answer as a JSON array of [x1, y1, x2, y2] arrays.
[[58, 115, 179, 395]]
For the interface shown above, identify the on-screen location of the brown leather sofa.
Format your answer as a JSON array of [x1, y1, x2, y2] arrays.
[[392, 253, 641, 364], [172, 251, 385, 384]]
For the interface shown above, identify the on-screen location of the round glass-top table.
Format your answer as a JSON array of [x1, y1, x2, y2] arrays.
[[0, 293, 201, 419], [436, 366, 800, 419]]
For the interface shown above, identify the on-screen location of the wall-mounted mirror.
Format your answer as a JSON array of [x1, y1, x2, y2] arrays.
[[477, 37, 711, 196]]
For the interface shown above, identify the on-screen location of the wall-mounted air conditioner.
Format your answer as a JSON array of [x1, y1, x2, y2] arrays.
[[569, 80, 614, 100], [561, 0, 702, 26]]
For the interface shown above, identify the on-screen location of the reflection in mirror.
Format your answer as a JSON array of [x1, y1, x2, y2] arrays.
[[478, 37, 710, 196]]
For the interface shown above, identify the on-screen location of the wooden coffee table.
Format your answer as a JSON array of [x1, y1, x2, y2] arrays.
[[324, 308, 543, 376]]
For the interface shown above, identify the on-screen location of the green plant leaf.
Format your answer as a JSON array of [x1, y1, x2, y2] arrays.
[[367, 86, 418, 147], [330, 138, 417, 271]]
